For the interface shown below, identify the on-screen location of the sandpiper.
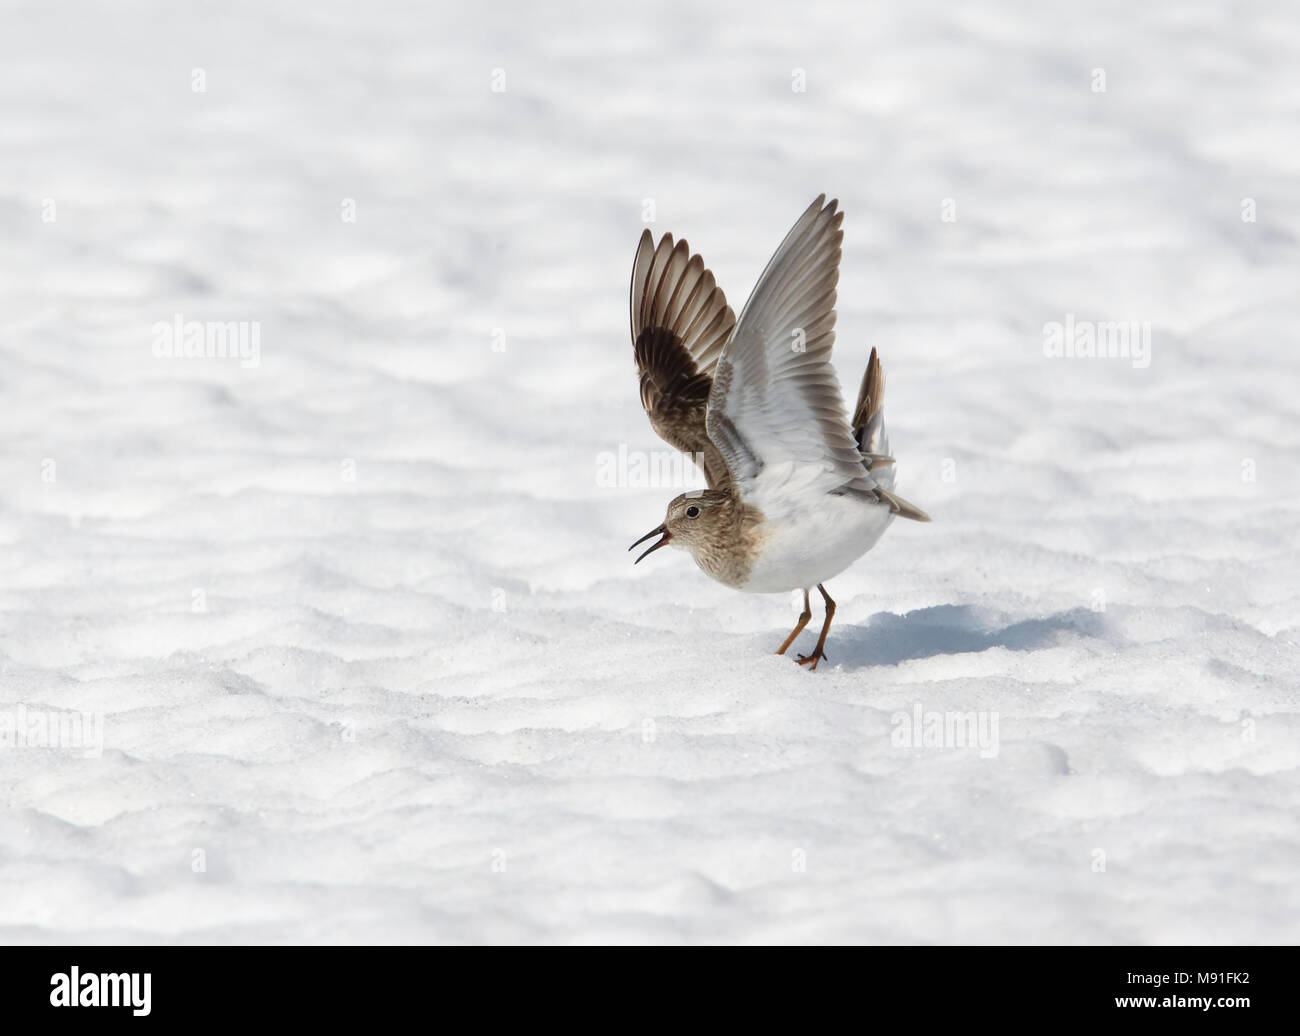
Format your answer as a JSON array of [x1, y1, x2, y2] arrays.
[[627, 195, 930, 669]]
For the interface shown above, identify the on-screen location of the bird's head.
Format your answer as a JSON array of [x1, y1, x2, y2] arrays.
[[629, 490, 733, 564]]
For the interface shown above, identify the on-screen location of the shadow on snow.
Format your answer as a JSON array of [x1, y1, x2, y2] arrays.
[[825, 604, 1110, 670]]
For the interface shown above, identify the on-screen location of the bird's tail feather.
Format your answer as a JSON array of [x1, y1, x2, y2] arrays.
[[879, 488, 931, 523]]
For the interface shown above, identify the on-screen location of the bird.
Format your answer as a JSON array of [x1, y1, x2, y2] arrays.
[[627, 194, 930, 670]]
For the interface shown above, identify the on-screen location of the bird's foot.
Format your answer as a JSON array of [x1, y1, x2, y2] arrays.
[[796, 648, 828, 671]]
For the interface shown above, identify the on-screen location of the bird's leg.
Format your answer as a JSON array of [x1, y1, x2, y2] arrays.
[[776, 589, 812, 655], [797, 584, 836, 670]]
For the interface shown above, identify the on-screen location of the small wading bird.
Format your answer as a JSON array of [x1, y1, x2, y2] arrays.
[[628, 195, 930, 670]]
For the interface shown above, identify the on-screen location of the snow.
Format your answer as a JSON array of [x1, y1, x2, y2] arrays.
[[1, 0, 1298, 943]]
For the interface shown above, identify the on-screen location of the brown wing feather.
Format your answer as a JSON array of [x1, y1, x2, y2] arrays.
[[852, 348, 883, 443], [852, 346, 892, 468], [630, 229, 736, 488], [853, 347, 931, 522]]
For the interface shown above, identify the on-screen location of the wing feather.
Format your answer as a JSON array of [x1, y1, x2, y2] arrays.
[[629, 230, 736, 488], [852, 347, 931, 521], [705, 196, 877, 512]]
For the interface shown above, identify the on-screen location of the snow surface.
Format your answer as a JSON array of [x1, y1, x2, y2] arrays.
[[1, 0, 1298, 944]]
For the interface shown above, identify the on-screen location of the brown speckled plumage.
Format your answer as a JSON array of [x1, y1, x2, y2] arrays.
[[675, 492, 766, 589]]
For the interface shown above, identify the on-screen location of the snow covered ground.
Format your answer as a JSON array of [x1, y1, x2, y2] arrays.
[[1, 0, 1298, 943]]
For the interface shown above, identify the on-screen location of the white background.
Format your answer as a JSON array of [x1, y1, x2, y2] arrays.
[[0, 0, 1297, 942]]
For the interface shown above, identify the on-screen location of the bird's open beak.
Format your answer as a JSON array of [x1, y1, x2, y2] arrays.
[[629, 524, 672, 564]]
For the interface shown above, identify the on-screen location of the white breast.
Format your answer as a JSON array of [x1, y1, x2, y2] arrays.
[[740, 492, 894, 594]]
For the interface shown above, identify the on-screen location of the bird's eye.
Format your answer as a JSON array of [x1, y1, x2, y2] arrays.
[[685, 505, 700, 518]]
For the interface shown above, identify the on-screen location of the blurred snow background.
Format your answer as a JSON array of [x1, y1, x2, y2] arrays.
[[0, 0, 1297, 943]]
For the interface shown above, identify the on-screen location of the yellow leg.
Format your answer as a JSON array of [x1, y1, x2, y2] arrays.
[[776, 589, 812, 655], [797, 585, 836, 671]]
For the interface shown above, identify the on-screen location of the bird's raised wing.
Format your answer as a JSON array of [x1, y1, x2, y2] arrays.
[[630, 229, 736, 488], [851, 346, 931, 522], [705, 196, 878, 514]]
